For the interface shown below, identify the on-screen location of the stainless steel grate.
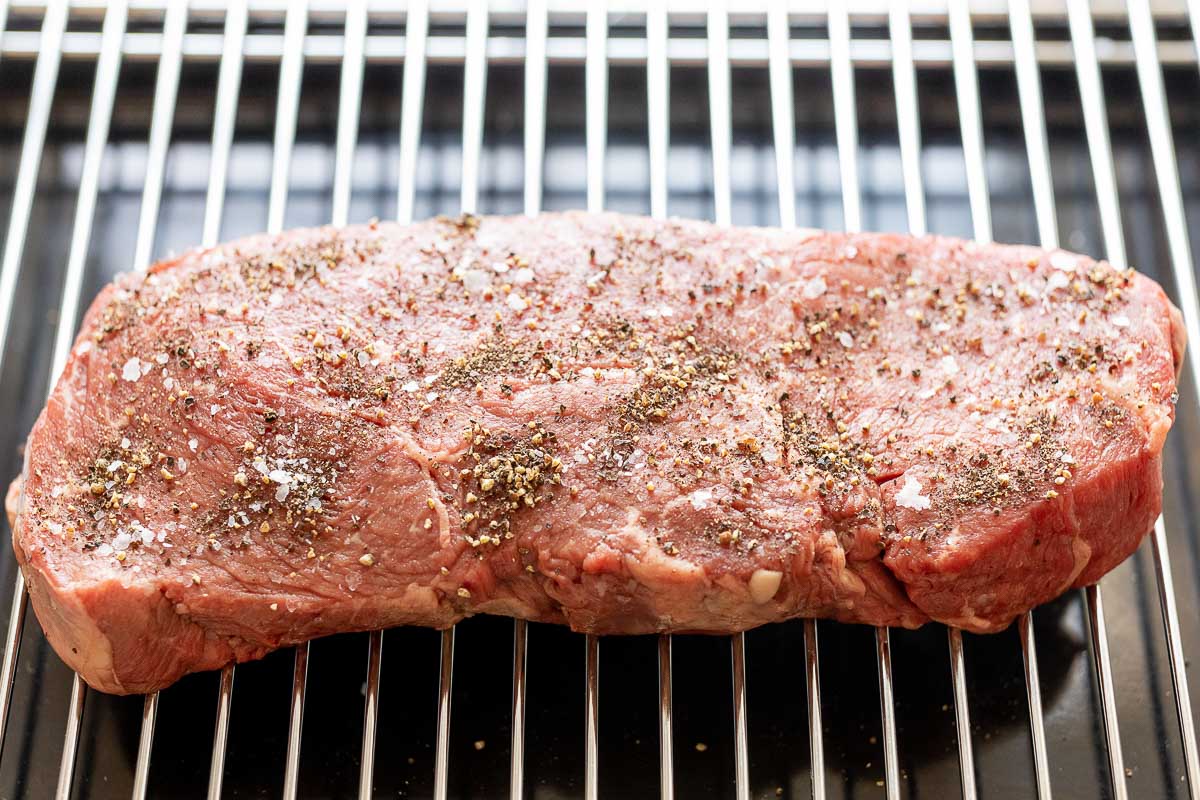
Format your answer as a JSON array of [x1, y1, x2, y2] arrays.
[[0, 1, 1199, 798]]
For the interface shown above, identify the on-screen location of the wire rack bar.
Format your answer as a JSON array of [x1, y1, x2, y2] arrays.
[[509, 4, 546, 795], [128, 5, 190, 797], [332, 0, 366, 229], [326, 3, 378, 796], [945, 8, 990, 796], [1017, 613, 1052, 800], [766, 6, 794, 232], [4, 23, 1200, 69], [888, 1, 925, 238], [1066, 0, 1127, 269], [830, 9, 902, 799], [283, 645, 308, 800], [947, 630, 977, 800], [1009, 0, 1057, 250], [873, 629, 899, 800], [358, 630, 383, 799], [803, 621, 825, 800], [1151, 520, 1200, 800], [266, 0, 307, 237], [132, 2, 188, 272], [1064, 5, 1148, 798], [434, 4, 487, 798], [585, 4, 606, 218], [49, 4, 129, 796], [395, 0, 427, 225], [433, 627, 455, 800], [276, 10, 311, 795], [459, 0, 488, 216], [828, 5, 860, 233], [509, 619, 527, 799], [707, 3, 730, 229], [583, 633, 599, 800], [1192, 0, 1200, 66], [200, 6, 249, 796], [646, 5, 668, 221], [657, 634, 674, 800], [582, 10, 605, 799], [1085, 585, 1129, 800], [55, 674, 85, 800], [507, 0, 548, 795], [0, 0, 68, 762], [201, 0, 247, 247], [767, 14, 826, 800], [206, 665, 236, 800], [705, 8, 750, 797], [582, 11, 606, 800], [1002, 4, 1057, 797], [1127, 1, 1200, 794], [645, 9, 673, 799]]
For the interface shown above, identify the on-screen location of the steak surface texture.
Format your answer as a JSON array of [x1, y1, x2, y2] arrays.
[[10, 212, 1183, 694]]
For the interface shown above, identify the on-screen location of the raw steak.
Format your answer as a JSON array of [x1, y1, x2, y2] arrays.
[[9, 212, 1183, 694]]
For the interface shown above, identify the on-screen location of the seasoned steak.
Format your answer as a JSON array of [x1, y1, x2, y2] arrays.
[[9, 212, 1182, 694]]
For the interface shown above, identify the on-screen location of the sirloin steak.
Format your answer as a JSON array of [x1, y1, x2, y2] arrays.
[[9, 212, 1183, 695]]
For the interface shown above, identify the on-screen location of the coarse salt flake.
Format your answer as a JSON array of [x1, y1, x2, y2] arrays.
[[690, 489, 714, 510], [189, 438, 198, 452], [940, 356, 959, 375], [1111, 314, 1131, 328], [894, 475, 931, 511], [511, 267, 535, 285], [121, 357, 143, 382], [1045, 271, 1071, 292], [461, 269, 491, 293], [402, 380, 419, 393], [268, 469, 292, 484], [357, 351, 370, 367], [837, 331, 854, 348], [506, 292, 529, 312], [1050, 252, 1077, 271], [802, 277, 827, 299]]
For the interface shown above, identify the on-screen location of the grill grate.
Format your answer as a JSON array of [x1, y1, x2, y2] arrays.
[[0, 2, 1199, 798]]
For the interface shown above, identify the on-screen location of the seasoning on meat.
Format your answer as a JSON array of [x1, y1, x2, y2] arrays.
[[8, 211, 1184, 695]]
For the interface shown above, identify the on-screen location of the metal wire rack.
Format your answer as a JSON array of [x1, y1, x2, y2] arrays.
[[0, 1, 1199, 797]]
